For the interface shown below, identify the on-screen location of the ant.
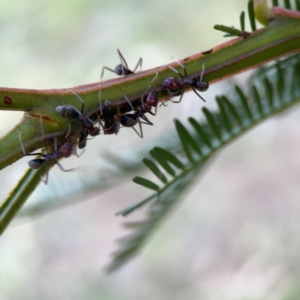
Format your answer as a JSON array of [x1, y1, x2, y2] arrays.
[[99, 94, 152, 138], [56, 90, 100, 137], [118, 92, 154, 138], [161, 61, 209, 103], [96, 99, 121, 135], [97, 71, 158, 137], [18, 117, 76, 184], [139, 71, 162, 116], [101, 49, 142, 79]]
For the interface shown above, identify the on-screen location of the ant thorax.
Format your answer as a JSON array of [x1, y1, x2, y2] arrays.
[[161, 77, 182, 95]]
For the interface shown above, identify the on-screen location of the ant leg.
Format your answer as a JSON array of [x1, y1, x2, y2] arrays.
[[65, 124, 71, 139], [192, 87, 206, 102], [132, 118, 143, 138], [18, 129, 44, 158], [132, 57, 143, 73], [18, 130, 26, 155], [39, 112, 51, 156], [159, 101, 168, 108], [117, 49, 129, 73], [98, 71, 111, 135], [101, 66, 118, 78], [98, 117, 105, 135], [56, 161, 76, 172], [141, 93, 146, 110], [137, 113, 153, 126], [122, 91, 135, 111], [99, 81, 103, 117], [200, 61, 205, 82], [120, 113, 143, 138], [69, 89, 84, 114], [150, 70, 158, 84], [170, 91, 184, 104], [168, 66, 184, 79], [153, 103, 158, 115], [41, 163, 49, 185], [176, 60, 188, 78], [144, 71, 159, 94], [78, 149, 86, 157], [39, 112, 52, 184]]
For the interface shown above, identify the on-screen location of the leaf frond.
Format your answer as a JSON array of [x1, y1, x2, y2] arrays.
[[110, 53, 300, 271]]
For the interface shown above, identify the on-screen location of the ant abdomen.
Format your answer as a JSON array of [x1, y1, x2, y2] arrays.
[[55, 105, 80, 119], [28, 159, 45, 169], [121, 114, 138, 127], [146, 90, 158, 107]]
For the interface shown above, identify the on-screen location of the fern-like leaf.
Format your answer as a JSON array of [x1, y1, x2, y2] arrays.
[[109, 53, 300, 272]]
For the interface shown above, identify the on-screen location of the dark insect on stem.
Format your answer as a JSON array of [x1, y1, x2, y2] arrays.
[[98, 49, 143, 128], [141, 71, 162, 116], [118, 93, 154, 138], [161, 61, 209, 103], [98, 71, 158, 138], [55, 90, 100, 137], [100, 100, 121, 135], [18, 116, 76, 184], [101, 49, 143, 79]]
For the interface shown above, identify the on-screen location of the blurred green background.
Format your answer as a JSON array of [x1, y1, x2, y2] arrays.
[[2, 0, 300, 299]]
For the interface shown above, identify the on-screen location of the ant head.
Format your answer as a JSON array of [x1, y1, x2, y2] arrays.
[[115, 64, 132, 76], [28, 158, 45, 169], [104, 100, 112, 111], [115, 64, 125, 75], [193, 79, 209, 92]]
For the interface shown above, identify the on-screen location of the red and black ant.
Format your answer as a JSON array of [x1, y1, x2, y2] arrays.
[[97, 71, 158, 137], [56, 90, 100, 137], [102, 100, 119, 135], [161, 61, 209, 103], [18, 117, 76, 184], [117, 92, 154, 138], [139, 71, 162, 116], [98, 94, 153, 138], [101, 49, 142, 79]]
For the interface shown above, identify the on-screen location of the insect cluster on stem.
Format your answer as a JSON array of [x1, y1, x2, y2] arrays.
[[20, 49, 209, 184]]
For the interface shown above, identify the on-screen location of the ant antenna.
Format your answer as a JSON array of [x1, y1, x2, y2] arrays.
[[68, 89, 84, 113]]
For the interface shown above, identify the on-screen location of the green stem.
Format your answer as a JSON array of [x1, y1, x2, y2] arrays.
[[0, 8, 299, 171]]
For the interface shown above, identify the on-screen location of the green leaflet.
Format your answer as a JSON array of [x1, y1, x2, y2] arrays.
[[110, 52, 300, 272]]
